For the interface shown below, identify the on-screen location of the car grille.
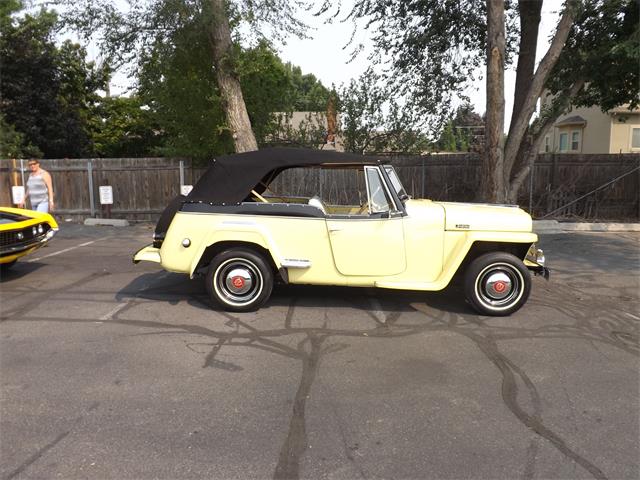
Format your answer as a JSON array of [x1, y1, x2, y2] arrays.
[[0, 223, 52, 254]]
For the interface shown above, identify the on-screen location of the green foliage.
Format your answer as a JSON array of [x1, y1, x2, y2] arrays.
[[285, 65, 331, 111], [339, 71, 430, 154], [0, 114, 42, 158], [435, 104, 484, 152], [345, 0, 638, 122], [89, 96, 164, 158], [340, 0, 518, 124], [136, 20, 332, 159], [548, 0, 639, 111], [0, 8, 106, 158]]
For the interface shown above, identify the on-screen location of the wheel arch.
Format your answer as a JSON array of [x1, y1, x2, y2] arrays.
[[453, 241, 532, 282], [192, 240, 279, 279]]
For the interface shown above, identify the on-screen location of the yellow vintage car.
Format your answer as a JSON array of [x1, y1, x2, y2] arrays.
[[134, 148, 548, 315], [0, 207, 59, 271]]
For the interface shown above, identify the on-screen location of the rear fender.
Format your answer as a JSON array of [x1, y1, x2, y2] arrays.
[[189, 222, 283, 277]]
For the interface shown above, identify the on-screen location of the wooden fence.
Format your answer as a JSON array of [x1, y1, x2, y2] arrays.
[[1, 153, 638, 221]]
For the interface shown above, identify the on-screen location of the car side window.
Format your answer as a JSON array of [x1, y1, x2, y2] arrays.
[[365, 167, 393, 214]]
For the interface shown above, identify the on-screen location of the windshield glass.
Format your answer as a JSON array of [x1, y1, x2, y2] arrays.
[[383, 166, 409, 200]]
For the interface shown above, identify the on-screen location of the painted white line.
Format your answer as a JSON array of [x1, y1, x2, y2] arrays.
[[99, 301, 130, 321], [27, 239, 105, 262]]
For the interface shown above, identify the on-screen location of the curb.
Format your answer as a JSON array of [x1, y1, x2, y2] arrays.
[[84, 218, 130, 227], [534, 220, 640, 234]]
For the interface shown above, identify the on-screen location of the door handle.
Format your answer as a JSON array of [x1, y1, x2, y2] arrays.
[[329, 227, 343, 233]]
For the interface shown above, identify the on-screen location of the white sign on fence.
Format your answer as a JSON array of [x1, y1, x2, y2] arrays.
[[99, 186, 114, 205], [12, 186, 25, 205], [180, 185, 193, 196]]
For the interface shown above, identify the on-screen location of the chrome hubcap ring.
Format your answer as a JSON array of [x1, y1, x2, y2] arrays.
[[475, 263, 524, 310]]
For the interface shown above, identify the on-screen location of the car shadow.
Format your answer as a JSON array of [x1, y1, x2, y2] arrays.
[[0, 262, 46, 282], [116, 271, 473, 315]]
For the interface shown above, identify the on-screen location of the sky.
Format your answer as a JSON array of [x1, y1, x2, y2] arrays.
[[97, 0, 562, 130], [268, 0, 563, 128]]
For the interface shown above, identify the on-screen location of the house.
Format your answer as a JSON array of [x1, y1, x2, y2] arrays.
[[540, 102, 640, 154]]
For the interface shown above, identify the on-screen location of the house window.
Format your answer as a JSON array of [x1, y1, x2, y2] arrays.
[[571, 131, 581, 151], [559, 133, 569, 151], [632, 128, 640, 149], [544, 135, 550, 152]]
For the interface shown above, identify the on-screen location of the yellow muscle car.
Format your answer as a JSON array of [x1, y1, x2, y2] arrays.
[[134, 148, 548, 315], [0, 207, 58, 271]]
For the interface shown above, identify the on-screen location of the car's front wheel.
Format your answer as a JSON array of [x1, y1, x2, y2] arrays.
[[205, 249, 274, 312], [464, 252, 531, 316]]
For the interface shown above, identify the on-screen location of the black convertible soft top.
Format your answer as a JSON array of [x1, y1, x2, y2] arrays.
[[186, 147, 384, 204]]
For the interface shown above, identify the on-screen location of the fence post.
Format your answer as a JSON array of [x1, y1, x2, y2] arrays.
[[20, 159, 25, 188], [179, 160, 185, 187], [529, 155, 535, 214], [88, 160, 95, 218], [421, 156, 425, 198]]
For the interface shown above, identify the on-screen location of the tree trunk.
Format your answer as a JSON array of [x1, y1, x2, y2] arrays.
[[507, 0, 542, 172], [509, 0, 542, 133], [208, 0, 258, 153], [503, 1, 578, 179], [483, 0, 506, 202], [506, 79, 586, 204]]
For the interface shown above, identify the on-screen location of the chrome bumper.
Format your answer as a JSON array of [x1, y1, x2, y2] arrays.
[[525, 244, 550, 280]]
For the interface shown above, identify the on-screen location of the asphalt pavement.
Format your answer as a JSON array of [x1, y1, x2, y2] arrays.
[[1, 224, 638, 480]]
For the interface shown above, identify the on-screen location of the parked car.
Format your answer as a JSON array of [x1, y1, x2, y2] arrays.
[[134, 148, 548, 315], [0, 207, 58, 272]]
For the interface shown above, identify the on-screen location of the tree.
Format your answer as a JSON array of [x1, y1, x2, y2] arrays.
[[58, 0, 311, 153], [89, 96, 164, 158], [343, 0, 639, 203], [0, 7, 106, 158], [0, 114, 43, 158], [339, 71, 430, 154], [435, 104, 484, 152], [136, 24, 331, 159]]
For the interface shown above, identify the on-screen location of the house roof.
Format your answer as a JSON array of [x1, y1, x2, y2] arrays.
[[555, 115, 587, 127], [186, 147, 385, 204], [609, 105, 639, 115]]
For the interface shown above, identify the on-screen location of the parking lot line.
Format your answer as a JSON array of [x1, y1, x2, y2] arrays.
[[27, 238, 108, 263]]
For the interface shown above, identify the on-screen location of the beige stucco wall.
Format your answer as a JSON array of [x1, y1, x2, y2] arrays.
[[541, 106, 613, 154], [609, 113, 640, 153]]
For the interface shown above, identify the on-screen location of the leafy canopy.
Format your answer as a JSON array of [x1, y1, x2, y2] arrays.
[[0, 6, 107, 158]]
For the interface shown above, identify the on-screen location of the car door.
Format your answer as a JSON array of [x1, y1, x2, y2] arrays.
[[326, 166, 406, 276]]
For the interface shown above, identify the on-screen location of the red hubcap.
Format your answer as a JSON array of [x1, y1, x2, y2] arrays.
[[494, 281, 506, 293], [232, 276, 245, 289]]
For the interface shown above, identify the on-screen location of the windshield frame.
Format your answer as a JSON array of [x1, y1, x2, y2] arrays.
[[383, 165, 409, 201]]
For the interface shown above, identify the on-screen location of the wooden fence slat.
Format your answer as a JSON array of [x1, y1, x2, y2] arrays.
[[1, 154, 638, 221]]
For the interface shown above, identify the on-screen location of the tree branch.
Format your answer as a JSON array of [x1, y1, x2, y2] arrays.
[[507, 79, 586, 203], [503, 0, 578, 180]]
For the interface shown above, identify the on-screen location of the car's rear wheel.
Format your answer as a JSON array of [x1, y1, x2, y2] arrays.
[[464, 252, 531, 316], [205, 248, 273, 312]]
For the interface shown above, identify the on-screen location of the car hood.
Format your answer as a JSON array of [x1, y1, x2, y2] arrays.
[[405, 200, 532, 232], [0, 207, 59, 230]]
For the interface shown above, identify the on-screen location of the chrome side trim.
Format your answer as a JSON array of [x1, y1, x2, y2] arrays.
[[281, 259, 311, 269]]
